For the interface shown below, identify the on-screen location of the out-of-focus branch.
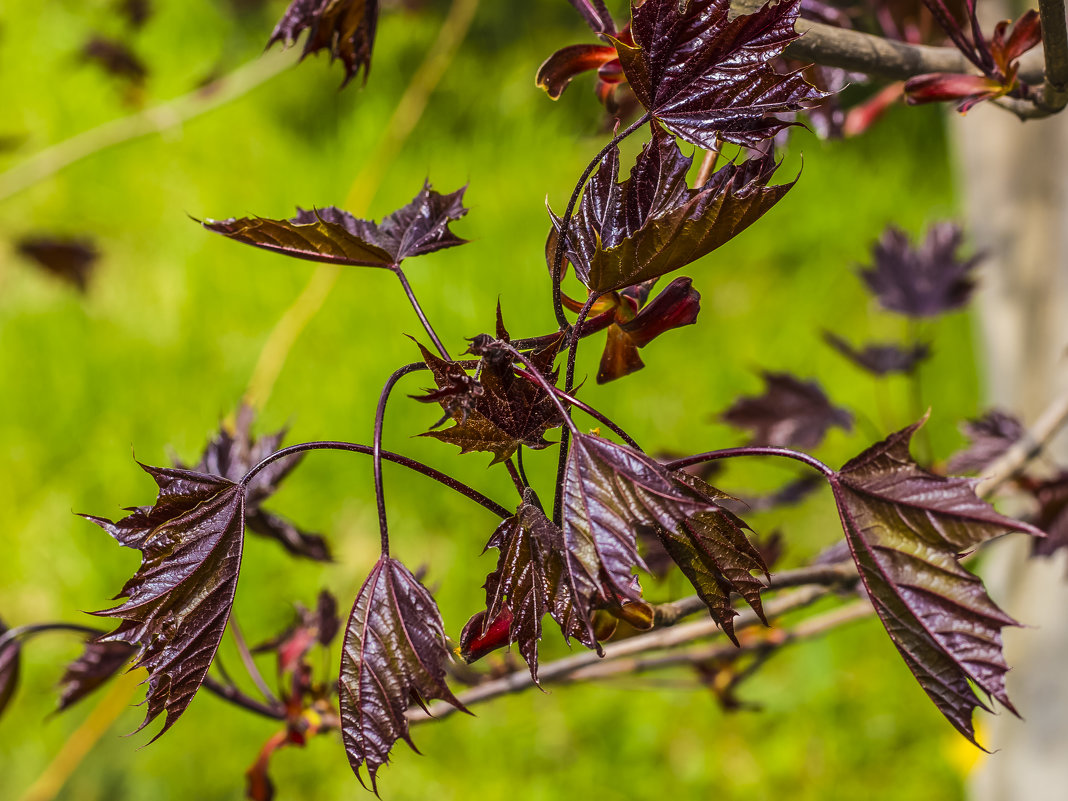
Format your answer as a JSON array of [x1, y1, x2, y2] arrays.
[[1038, 0, 1068, 112], [978, 387, 1068, 496], [730, 0, 1043, 85]]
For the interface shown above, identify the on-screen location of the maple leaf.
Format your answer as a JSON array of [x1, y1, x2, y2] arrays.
[[721, 371, 852, 449], [858, 223, 981, 317], [823, 331, 931, 376], [551, 125, 793, 294], [184, 406, 329, 561], [829, 419, 1043, 743], [81, 36, 147, 83], [57, 639, 136, 712], [85, 465, 246, 738], [658, 473, 769, 644], [16, 235, 98, 292], [1031, 473, 1068, 560], [202, 182, 467, 269], [268, 0, 379, 87], [945, 410, 1025, 475], [414, 334, 565, 464], [610, 0, 824, 148], [596, 277, 702, 384], [562, 434, 716, 639], [462, 491, 598, 679], [339, 556, 467, 793], [0, 620, 20, 719]]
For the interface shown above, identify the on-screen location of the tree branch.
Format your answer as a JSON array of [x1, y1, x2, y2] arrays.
[[408, 584, 830, 724], [1038, 0, 1068, 112], [978, 387, 1068, 496], [730, 0, 1043, 85]]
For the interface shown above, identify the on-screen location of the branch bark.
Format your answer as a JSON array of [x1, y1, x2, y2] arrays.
[[1039, 0, 1068, 112]]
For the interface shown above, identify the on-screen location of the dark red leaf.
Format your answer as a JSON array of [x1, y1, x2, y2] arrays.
[[721, 371, 853, 449], [823, 331, 931, 376], [829, 419, 1043, 743], [859, 222, 981, 317], [339, 556, 467, 793], [117, 0, 152, 29], [85, 465, 246, 738], [416, 334, 565, 464], [268, 0, 379, 87], [184, 406, 328, 562], [537, 44, 620, 100], [81, 36, 147, 83], [202, 182, 467, 268], [562, 434, 716, 640], [254, 590, 341, 675], [1031, 473, 1068, 560], [658, 473, 769, 643], [612, 0, 824, 148], [551, 125, 793, 293], [16, 236, 98, 292], [946, 410, 1025, 475], [567, 0, 617, 34], [903, 72, 1004, 111], [56, 640, 136, 712]]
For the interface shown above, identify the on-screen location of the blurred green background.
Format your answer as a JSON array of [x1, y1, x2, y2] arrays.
[[0, 1, 991, 799]]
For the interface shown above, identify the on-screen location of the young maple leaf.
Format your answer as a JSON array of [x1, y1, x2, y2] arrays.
[[253, 590, 340, 675], [413, 333, 565, 464], [550, 124, 794, 294], [16, 235, 98, 293], [823, 331, 931, 377], [339, 556, 467, 793], [461, 490, 599, 680], [562, 434, 719, 640], [56, 640, 136, 712], [610, 0, 825, 148], [721, 371, 853, 449], [201, 182, 467, 269], [946, 410, 1025, 475], [829, 419, 1044, 744], [658, 473, 769, 644], [84, 465, 246, 738], [268, 0, 379, 87], [859, 222, 982, 317], [183, 406, 329, 561]]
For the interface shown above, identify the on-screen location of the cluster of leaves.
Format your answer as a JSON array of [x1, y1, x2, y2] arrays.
[[1, 0, 1055, 797]]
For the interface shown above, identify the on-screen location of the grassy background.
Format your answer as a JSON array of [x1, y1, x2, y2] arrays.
[[0, 1, 989, 798]]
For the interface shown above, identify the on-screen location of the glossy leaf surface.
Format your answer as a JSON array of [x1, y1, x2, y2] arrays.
[[612, 0, 824, 147], [552, 126, 793, 293], [339, 556, 466, 793], [57, 640, 136, 712], [86, 465, 246, 738], [203, 183, 467, 269], [829, 420, 1041, 743]]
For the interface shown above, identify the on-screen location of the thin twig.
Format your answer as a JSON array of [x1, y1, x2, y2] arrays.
[[0, 50, 297, 203], [695, 139, 722, 186], [201, 676, 285, 721], [229, 617, 279, 707], [409, 584, 829, 724], [978, 389, 1068, 496]]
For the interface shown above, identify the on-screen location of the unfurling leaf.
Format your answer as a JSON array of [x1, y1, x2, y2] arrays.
[[254, 590, 341, 675], [859, 223, 981, 317], [415, 333, 565, 464], [202, 182, 467, 269], [946, 410, 1024, 475], [563, 434, 716, 639], [829, 419, 1043, 743], [268, 0, 379, 87], [464, 491, 598, 679], [339, 556, 467, 792], [16, 236, 99, 292], [823, 331, 931, 376], [551, 125, 793, 293], [657, 473, 769, 643], [184, 406, 328, 561], [85, 465, 246, 738], [537, 43, 621, 100], [0, 620, 21, 718], [57, 640, 136, 711], [611, 0, 824, 148], [722, 371, 852, 449], [597, 277, 702, 383]]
